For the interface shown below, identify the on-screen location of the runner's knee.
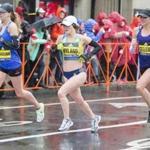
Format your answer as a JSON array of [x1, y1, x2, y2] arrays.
[[58, 89, 66, 99]]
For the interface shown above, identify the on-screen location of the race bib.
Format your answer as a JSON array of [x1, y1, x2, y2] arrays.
[[0, 49, 11, 59], [63, 47, 79, 55], [139, 44, 150, 55]]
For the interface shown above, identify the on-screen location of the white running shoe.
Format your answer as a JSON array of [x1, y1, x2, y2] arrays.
[[36, 103, 45, 122], [58, 118, 73, 131], [91, 115, 101, 133]]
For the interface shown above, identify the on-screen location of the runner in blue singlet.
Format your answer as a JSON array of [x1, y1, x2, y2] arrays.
[[130, 9, 150, 123], [0, 3, 45, 122]]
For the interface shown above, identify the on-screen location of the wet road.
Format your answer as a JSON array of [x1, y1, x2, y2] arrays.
[[0, 87, 149, 150]]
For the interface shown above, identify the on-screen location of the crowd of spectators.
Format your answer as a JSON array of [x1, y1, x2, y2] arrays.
[[0, 0, 143, 90]]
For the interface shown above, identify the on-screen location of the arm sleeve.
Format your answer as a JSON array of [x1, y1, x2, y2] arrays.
[[80, 40, 102, 61], [88, 40, 102, 56]]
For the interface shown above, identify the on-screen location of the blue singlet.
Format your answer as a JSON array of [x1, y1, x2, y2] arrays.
[[137, 27, 150, 69], [0, 22, 21, 71]]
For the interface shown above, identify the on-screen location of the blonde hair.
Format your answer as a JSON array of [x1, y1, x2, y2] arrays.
[[10, 12, 21, 33]]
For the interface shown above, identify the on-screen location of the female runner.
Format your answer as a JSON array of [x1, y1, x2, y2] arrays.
[[56, 15, 101, 132], [0, 3, 44, 122]]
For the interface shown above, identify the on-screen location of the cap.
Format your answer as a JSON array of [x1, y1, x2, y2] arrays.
[[15, 6, 24, 14], [36, 7, 45, 13], [62, 15, 79, 26], [0, 3, 13, 13], [137, 9, 150, 18]]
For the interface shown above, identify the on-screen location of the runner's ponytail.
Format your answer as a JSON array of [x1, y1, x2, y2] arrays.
[[10, 11, 21, 33]]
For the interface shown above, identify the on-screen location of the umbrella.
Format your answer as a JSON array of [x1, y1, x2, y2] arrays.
[[32, 16, 61, 30]]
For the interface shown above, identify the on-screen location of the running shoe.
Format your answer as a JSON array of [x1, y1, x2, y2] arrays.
[[36, 103, 45, 122], [91, 115, 101, 133], [58, 118, 74, 131]]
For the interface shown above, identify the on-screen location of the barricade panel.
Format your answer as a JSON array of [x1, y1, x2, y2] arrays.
[[0, 42, 138, 93]]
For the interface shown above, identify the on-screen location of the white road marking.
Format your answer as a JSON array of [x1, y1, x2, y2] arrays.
[[0, 120, 146, 143], [0, 121, 32, 127], [121, 138, 150, 150], [109, 102, 146, 108], [0, 95, 142, 110], [0, 95, 144, 143]]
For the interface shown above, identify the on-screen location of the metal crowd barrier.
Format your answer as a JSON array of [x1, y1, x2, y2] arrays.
[[0, 42, 138, 92]]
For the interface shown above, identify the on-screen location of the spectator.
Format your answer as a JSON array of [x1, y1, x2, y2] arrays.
[[35, 7, 45, 21], [45, 2, 58, 18], [49, 6, 67, 85], [108, 11, 132, 83], [130, 12, 142, 30], [99, 18, 116, 81], [16, 0, 28, 20], [50, 6, 67, 42], [96, 11, 107, 30], [27, 25, 50, 87], [84, 18, 104, 82], [77, 18, 85, 34], [38, 1, 46, 11]]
